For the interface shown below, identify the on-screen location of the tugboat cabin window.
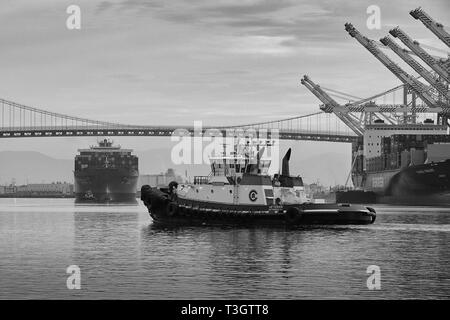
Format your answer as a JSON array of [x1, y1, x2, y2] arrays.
[[260, 160, 271, 175], [211, 162, 225, 176]]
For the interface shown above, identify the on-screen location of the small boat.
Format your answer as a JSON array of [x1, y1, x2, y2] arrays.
[[140, 142, 376, 226]]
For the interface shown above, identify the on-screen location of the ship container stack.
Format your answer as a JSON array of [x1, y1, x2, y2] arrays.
[[352, 137, 365, 173], [355, 154, 364, 173]]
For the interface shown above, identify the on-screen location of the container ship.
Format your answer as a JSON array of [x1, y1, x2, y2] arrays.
[[338, 124, 450, 205], [74, 139, 139, 204]]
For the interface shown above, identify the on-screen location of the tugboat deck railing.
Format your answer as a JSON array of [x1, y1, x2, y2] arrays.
[[194, 176, 210, 185]]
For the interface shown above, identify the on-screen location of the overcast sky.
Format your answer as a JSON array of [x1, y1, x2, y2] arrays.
[[0, 0, 449, 167]]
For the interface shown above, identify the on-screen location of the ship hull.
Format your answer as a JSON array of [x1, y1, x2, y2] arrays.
[[140, 186, 376, 226], [345, 160, 450, 205], [74, 168, 138, 204]]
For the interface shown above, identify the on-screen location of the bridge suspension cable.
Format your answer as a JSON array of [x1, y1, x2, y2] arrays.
[[0, 96, 358, 142], [0, 98, 135, 131], [218, 111, 355, 135]]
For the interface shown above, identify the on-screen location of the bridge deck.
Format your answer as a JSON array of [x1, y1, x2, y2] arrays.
[[0, 127, 358, 142]]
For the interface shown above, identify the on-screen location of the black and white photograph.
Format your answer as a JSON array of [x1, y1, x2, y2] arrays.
[[0, 0, 449, 309]]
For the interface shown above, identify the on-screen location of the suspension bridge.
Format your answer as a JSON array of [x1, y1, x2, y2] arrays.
[[0, 97, 358, 143]]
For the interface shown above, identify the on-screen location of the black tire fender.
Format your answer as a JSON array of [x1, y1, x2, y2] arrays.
[[366, 207, 376, 224], [140, 185, 152, 201], [168, 181, 179, 194], [285, 207, 302, 224], [178, 206, 186, 216], [166, 202, 179, 217]]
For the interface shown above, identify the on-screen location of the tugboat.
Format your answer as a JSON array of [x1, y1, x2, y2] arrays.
[[140, 142, 376, 226]]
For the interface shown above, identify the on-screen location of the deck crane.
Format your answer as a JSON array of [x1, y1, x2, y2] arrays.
[[379, 36, 450, 100], [300, 76, 365, 135], [410, 7, 450, 48], [345, 23, 446, 113], [389, 27, 450, 83]]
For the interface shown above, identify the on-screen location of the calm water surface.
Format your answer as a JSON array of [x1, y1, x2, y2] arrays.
[[0, 198, 449, 299]]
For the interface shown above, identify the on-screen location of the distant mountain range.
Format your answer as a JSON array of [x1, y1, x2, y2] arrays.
[[0, 150, 351, 186], [136, 148, 351, 186], [0, 151, 73, 185]]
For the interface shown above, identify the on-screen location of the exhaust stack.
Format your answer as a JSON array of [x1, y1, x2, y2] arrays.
[[282, 148, 291, 176]]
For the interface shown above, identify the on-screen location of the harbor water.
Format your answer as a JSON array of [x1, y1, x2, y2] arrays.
[[0, 198, 449, 299]]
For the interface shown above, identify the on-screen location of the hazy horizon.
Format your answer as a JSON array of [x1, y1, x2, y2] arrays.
[[0, 144, 351, 186]]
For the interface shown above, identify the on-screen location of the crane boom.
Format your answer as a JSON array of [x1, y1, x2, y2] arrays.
[[345, 23, 441, 109], [300, 80, 335, 112], [410, 7, 450, 48], [300, 76, 364, 135], [389, 27, 450, 82], [379, 36, 450, 99], [373, 40, 444, 61], [301, 76, 341, 109], [346, 102, 434, 113]]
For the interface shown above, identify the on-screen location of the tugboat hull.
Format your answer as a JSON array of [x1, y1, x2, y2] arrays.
[[140, 186, 376, 226]]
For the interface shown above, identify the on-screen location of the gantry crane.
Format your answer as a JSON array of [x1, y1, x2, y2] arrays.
[[389, 27, 450, 83], [300, 75, 365, 135], [300, 76, 423, 128], [379, 36, 450, 100], [410, 7, 450, 48], [303, 77, 433, 126], [302, 8, 450, 134], [345, 23, 446, 113]]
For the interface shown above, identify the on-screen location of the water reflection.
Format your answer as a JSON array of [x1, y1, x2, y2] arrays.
[[0, 199, 449, 299], [0, 199, 75, 299], [139, 224, 375, 299], [139, 218, 450, 299], [71, 209, 141, 299]]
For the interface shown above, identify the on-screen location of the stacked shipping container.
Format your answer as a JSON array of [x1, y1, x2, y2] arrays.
[[356, 134, 450, 172]]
